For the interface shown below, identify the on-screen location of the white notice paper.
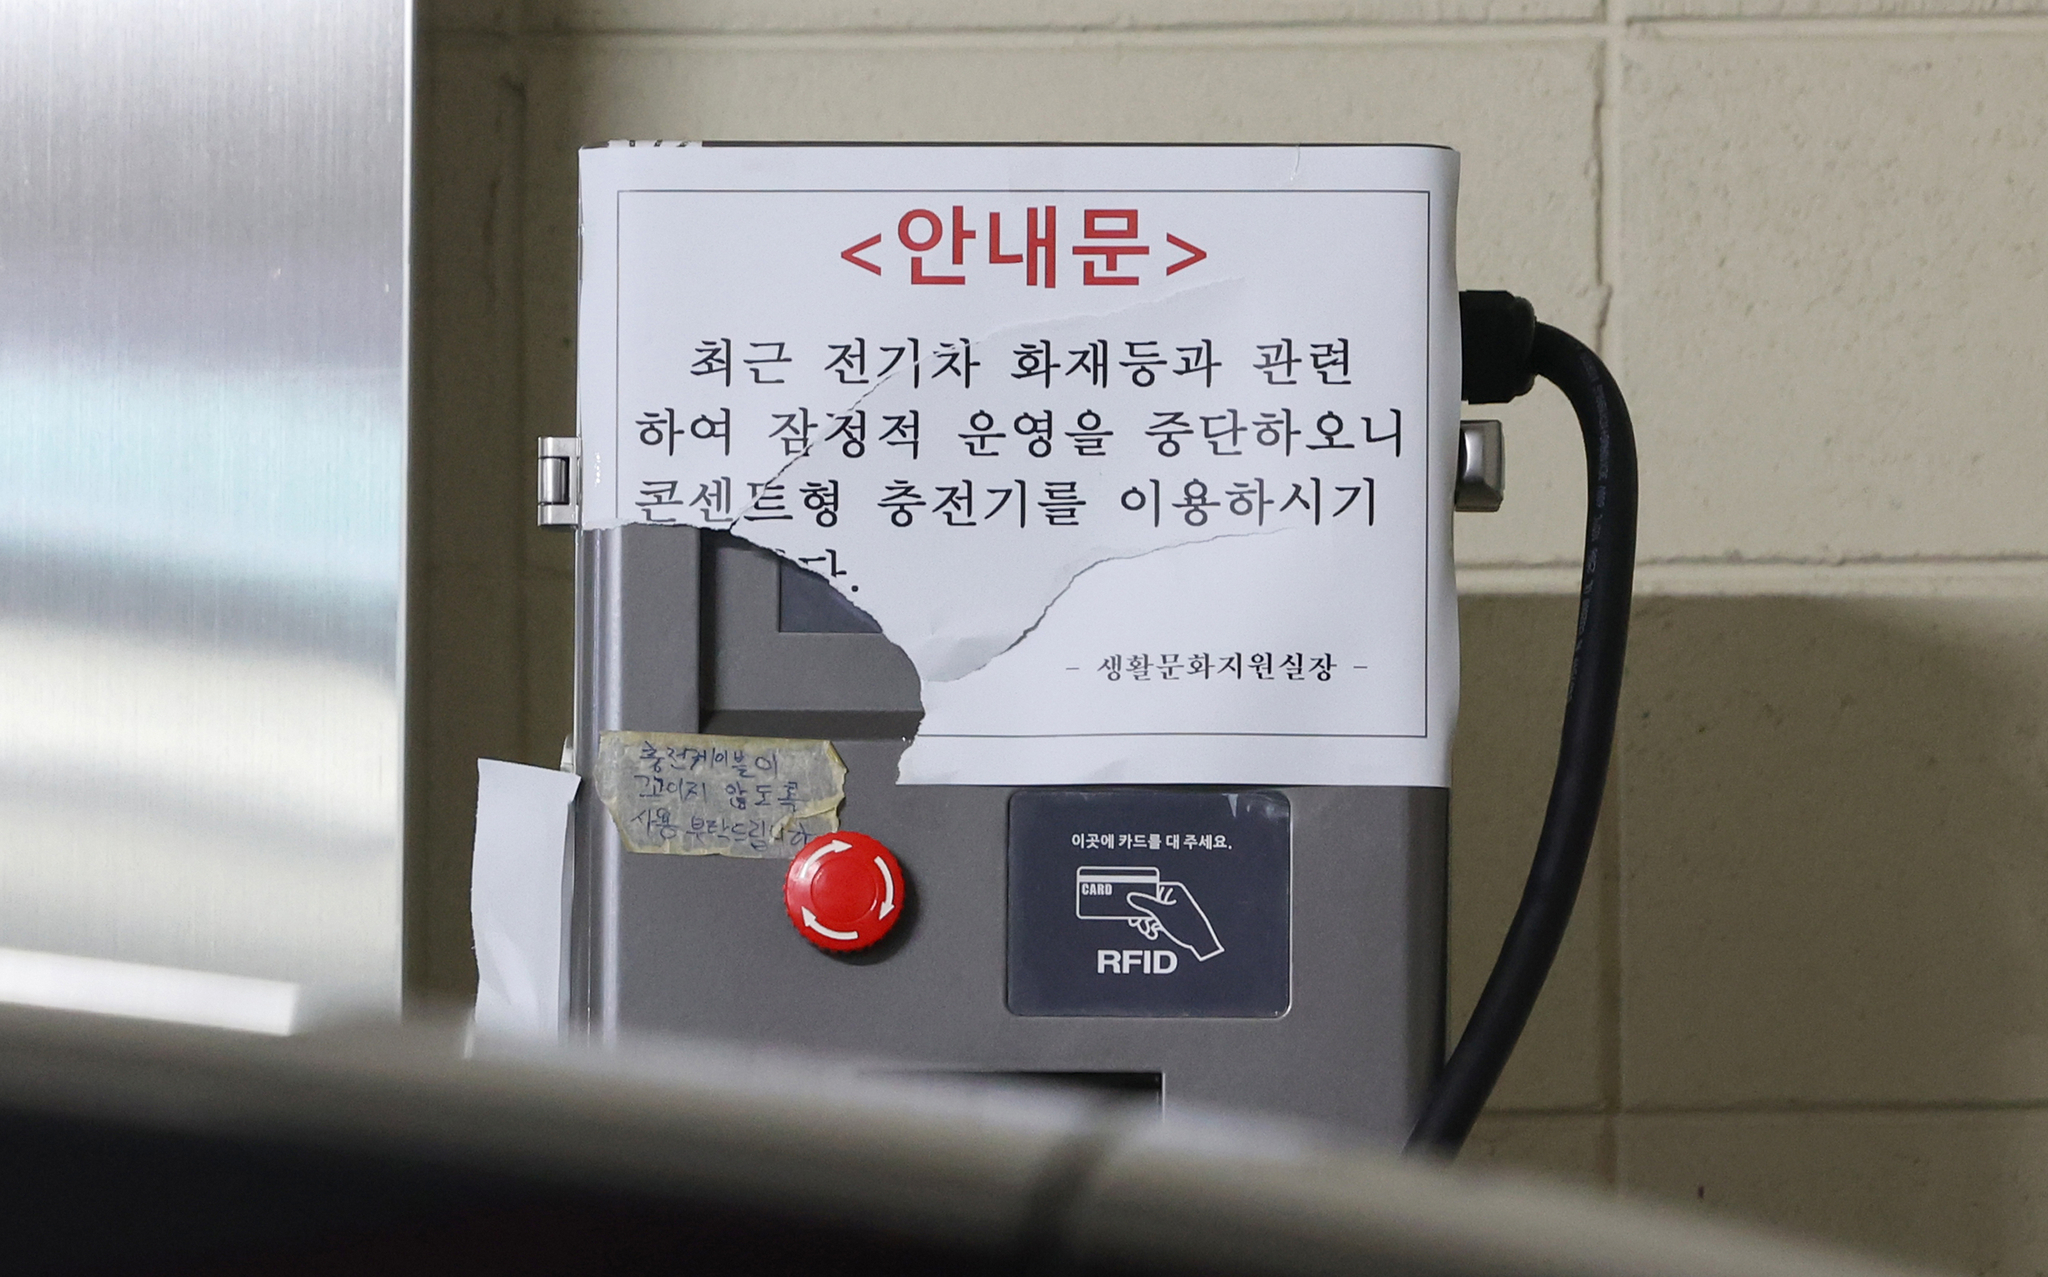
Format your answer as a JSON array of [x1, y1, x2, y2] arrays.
[[578, 145, 1461, 787], [471, 759, 581, 1038]]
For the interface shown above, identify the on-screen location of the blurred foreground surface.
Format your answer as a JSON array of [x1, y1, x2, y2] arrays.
[[0, 1004, 1949, 1277]]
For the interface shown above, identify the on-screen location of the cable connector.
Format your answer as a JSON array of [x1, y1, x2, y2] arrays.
[[1459, 290, 1537, 404]]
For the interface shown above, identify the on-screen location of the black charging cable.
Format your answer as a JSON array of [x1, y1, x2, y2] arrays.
[[1406, 292, 1639, 1156]]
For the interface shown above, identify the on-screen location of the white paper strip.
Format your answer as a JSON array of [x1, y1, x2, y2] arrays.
[[471, 759, 582, 1039]]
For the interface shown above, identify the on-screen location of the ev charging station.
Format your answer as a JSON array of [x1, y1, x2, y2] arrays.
[[544, 143, 1635, 1153]]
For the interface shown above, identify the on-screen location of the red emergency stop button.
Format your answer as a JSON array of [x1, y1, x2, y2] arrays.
[[785, 831, 905, 953]]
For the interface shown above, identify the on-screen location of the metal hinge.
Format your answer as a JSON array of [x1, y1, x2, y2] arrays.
[[1455, 419, 1505, 513], [537, 437, 581, 527]]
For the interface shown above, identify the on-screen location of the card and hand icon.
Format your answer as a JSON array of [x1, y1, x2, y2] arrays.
[[1075, 866, 1161, 920], [1075, 865, 1225, 961]]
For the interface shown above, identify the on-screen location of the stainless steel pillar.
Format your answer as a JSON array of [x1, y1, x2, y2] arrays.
[[0, 1, 413, 1018]]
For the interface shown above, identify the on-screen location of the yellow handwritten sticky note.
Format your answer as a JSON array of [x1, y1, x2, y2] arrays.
[[594, 731, 847, 859]]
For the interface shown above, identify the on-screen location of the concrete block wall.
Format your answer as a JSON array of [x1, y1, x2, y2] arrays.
[[412, 3, 2048, 1271]]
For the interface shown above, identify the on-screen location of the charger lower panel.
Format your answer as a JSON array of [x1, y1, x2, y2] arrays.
[[571, 524, 1445, 1142]]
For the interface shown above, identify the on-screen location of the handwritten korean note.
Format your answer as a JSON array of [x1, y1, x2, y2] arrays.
[[594, 731, 847, 859]]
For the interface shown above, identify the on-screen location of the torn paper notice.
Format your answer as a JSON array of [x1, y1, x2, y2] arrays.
[[595, 731, 847, 859], [577, 145, 1462, 787], [471, 759, 581, 1039]]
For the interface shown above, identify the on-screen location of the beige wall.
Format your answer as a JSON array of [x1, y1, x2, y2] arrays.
[[411, 3, 2048, 1272]]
